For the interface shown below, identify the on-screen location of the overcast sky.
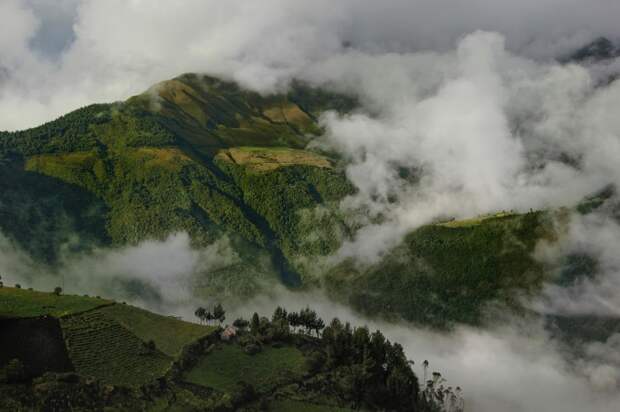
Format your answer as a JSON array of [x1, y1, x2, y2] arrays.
[[1, 0, 620, 131]]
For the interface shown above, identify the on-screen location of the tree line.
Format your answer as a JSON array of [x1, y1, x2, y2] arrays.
[[211, 305, 464, 412]]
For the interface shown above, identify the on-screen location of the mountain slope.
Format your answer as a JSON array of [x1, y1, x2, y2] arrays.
[[0, 72, 585, 329], [0, 74, 355, 291]]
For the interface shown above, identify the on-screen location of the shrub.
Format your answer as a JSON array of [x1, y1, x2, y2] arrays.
[[4, 359, 27, 383], [244, 344, 261, 356]]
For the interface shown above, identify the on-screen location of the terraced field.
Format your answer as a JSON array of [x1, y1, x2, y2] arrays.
[[60, 309, 172, 386], [99, 303, 215, 356]]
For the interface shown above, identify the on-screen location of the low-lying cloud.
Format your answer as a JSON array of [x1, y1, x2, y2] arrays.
[[0, 232, 273, 318], [2, 223, 620, 411], [232, 288, 620, 412]]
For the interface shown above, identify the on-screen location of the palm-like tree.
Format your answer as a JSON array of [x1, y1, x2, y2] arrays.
[[195, 307, 206, 324]]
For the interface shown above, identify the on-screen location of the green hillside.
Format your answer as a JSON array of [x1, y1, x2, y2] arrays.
[[0, 287, 113, 318], [0, 72, 579, 329], [0, 74, 355, 291], [0, 288, 440, 411], [326, 211, 554, 328]]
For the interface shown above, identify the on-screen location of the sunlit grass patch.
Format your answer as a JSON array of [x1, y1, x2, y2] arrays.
[[0, 287, 112, 319], [216, 146, 331, 172]]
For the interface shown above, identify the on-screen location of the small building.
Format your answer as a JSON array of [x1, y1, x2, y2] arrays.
[[221, 325, 237, 341]]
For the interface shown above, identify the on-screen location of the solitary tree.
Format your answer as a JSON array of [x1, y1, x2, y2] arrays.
[[53, 286, 62, 296]]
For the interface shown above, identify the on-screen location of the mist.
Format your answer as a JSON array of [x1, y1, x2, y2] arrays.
[[0, 232, 278, 318], [2, 225, 620, 411], [231, 288, 620, 412]]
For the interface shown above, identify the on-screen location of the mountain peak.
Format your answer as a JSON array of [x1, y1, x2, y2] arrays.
[[567, 36, 619, 63]]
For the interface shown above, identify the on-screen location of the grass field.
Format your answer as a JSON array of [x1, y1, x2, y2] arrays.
[[0, 287, 112, 318], [269, 400, 354, 412], [99, 304, 215, 356], [216, 146, 331, 172], [184, 344, 306, 393], [61, 308, 172, 386], [436, 211, 516, 228]]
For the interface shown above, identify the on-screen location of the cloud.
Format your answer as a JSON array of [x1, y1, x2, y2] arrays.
[[2, 0, 620, 131], [534, 211, 620, 317], [307, 31, 620, 262], [0, 232, 277, 318]]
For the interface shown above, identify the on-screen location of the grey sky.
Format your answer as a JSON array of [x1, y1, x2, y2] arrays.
[[27, 0, 78, 58]]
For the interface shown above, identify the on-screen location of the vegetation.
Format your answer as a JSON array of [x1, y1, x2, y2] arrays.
[[184, 344, 306, 393], [269, 400, 354, 412], [1, 289, 446, 411], [0, 287, 111, 319], [1, 74, 355, 295], [0, 72, 569, 329], [98, 304, 216, 357], [326, 211, 553, 328], [61, 309, 172, 386]]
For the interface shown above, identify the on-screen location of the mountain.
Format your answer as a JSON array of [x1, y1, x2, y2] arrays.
[[0, 74, 357, 293], [567, 37, 620, 63], [0, 72, 608, 331], [0, 287, 450, 411]]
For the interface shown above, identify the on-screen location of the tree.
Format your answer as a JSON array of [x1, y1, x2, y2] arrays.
[[312, 317, 325, 337], [15, 284, 21, 289], [250, 312, 260, 335], [299, 307, 320, 335], [142, 340, 157, 354], [287, 312, 300, 332], [213, 303, 226, 325], [205, 310, 214, 325], [233, 318, 249, 331], [195, 307, 206, 325], [272, 306, 288, 322], [53, 286, 62, 296]]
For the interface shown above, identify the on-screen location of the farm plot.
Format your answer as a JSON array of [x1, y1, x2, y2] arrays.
[[61, 308, 172, 386]]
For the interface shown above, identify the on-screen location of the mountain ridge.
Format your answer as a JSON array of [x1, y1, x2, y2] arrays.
[[0, 71, 613, 332]]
